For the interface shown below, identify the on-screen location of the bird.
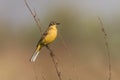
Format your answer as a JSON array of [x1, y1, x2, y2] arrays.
[[30, 21, 60, 62]]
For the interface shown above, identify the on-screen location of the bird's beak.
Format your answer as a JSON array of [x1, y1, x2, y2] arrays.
[[56, 23, 60, 25]]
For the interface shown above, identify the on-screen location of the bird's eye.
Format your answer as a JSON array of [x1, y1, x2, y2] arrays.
[[51, 22, 54, 25], [49, 21, 57, 26], [51, 23, 53, 25]]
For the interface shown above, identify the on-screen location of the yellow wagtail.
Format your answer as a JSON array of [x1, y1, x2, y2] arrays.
[[31, 21, 60, 62]]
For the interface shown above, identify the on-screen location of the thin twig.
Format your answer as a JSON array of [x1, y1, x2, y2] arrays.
[[25, 0, 62, 80], [24, 0, 43, 35], [24, 1, 43, 80], [97, 16, 112, 80], [46, 45, 62, 80]]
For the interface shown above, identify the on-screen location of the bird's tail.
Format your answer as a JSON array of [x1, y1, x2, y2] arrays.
[[30, 45, 41, 62]]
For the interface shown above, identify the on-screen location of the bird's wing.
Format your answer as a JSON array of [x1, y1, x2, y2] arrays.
[[36, 27, 49, 46]]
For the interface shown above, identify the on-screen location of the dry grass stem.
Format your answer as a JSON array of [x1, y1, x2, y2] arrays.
[[24, 0, 62, 80], [97, 16, 112, 80], [46, 45, 62, 80], [24, 0, 42, 36]]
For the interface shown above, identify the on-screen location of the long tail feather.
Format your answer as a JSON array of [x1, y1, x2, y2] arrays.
[[30, 45, 41, 62], [30, 51, 40, 62]]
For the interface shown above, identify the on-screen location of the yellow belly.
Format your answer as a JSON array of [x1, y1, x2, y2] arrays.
[[42, 27, 57, 45]]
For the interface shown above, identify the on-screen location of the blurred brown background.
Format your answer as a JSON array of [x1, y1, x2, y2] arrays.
[[0, 0, 120, 80]]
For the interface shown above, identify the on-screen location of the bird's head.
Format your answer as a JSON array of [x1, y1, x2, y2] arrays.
[[49, 21, 60, 27]]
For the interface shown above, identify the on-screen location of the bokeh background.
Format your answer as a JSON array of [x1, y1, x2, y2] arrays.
[[0, 0, 120, 80]]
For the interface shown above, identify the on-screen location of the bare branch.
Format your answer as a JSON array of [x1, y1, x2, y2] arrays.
[[25, 0, 62, 80], [46, 45, 62, 80], [97, 16, 112, 80], [24, 0, 43, 35]]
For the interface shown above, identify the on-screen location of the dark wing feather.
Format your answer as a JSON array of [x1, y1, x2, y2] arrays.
[[36, 27, 49, 46]]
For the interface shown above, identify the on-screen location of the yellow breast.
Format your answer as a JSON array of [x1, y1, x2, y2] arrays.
[[43, 25, 57, 44]]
